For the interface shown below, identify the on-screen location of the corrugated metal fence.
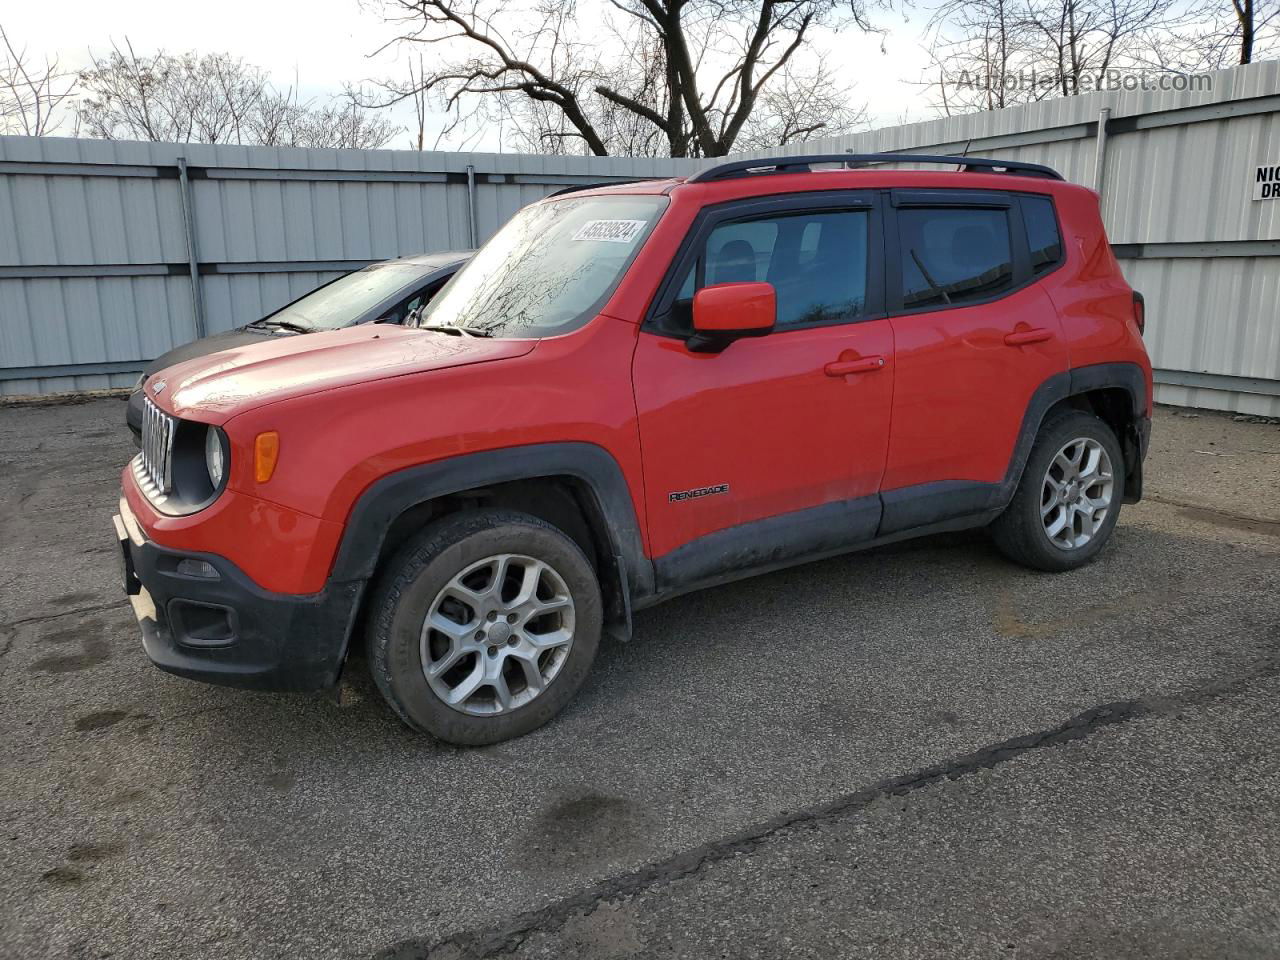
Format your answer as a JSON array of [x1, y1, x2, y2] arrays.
[[1, 60, 1278, 412]]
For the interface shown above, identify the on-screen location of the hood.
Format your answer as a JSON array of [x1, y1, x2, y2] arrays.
[[142, 326, 278, 378], [148, 325, 536, 422]]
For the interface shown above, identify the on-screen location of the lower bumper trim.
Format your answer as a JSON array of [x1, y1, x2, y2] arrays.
[[115, 499, 364, 693]]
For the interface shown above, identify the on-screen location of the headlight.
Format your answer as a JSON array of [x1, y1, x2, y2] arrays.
[[137, 415, 229, 515], [205, 426, 226, 487]]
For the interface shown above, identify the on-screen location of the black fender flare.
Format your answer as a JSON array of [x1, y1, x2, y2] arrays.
[[1006, 361, 1149, 502], [328, 442, 654, 605]]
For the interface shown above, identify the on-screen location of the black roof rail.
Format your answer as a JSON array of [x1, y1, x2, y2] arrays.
[[685, 153, 1064, 184], [548, 177, 664, 197]]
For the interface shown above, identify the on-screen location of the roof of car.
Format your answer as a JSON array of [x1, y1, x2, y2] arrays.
[[390, 251, 473, 268]]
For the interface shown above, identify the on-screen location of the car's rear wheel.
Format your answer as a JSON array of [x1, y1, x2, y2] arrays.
[[990, 410, 1126, 572], [366, 510, 602, 745]]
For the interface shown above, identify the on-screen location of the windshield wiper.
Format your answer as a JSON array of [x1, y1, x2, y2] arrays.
[[253, 319, 312, 334], [416, 324, 493, 338]]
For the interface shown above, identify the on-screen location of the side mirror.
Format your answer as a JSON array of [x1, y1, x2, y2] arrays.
[[688, 282, 776, 353]]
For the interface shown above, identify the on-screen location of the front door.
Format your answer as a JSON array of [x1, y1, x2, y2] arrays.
[[633, 194, 895, 587]]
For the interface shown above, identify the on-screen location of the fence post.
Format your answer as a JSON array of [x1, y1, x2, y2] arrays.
[[465, 164, 478, 248], [1094, 107, 1111, 194], [177, 157, 206, 338]]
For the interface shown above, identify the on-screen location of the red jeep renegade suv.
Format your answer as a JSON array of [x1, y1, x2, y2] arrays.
[[113, 154, 1152, 745]]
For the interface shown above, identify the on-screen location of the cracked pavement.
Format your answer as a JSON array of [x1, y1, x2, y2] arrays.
[[1, 399, 1278, 960]]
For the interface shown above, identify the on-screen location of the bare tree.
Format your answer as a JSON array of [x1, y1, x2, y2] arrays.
[[1138, 0, 1279, 67], [407, 53, 430, 149], [78, 43, 269, 142], [924, 0, 1201, 113], [0, 25, 77, 135], [1030, 0, 1193, 95], [77, 41, 399, 148], [1198, 0, 1280, 63], [366, 0, 883, 157], [924, 0, 1048, 112], [734, 58, 871, 149], [1231, 0, 1280, 61], [274, 92, 402, 149], [493, 19, 679, 156], [250, 85, 402, 149]]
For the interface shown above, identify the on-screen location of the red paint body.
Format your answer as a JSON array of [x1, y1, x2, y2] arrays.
[[124, 169, 1151, 596]]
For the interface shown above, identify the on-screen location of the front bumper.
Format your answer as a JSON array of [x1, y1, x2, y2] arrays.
[[113, 497, 363, 692]]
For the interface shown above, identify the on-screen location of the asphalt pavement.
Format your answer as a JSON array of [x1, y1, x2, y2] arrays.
[[1, 398, 1277, 960]]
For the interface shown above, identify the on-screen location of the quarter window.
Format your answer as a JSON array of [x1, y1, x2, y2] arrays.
[[668, 209, 870, 332], [896, 207, 1013, 309], [1022, 196, 1063, 274]]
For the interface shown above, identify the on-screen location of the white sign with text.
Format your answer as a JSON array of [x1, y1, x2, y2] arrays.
[[1255, 165, 1280, 200]]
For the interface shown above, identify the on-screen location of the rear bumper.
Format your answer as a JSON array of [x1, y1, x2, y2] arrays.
[[114, 497, 362, 692]]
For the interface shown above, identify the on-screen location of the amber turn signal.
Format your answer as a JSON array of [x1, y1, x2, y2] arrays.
[[254, 431, 280, 483]]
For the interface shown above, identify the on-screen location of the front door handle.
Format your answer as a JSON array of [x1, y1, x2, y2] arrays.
[[825, 355, 886, 377], [1004, 327, 1053, 346]]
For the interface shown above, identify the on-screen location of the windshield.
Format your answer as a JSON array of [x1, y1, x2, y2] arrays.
[[263, 262, 429, 331], [422, 195, 667, 338]]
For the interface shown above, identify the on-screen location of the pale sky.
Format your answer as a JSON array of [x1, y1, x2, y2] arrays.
[[3, 0, 938, 151]]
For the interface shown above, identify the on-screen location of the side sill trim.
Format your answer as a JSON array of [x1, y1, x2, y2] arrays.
[[640, 509, 1000, 611], [653, 496, 882, 592]]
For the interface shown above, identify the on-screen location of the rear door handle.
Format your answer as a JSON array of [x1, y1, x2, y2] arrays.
[[825, 355, 886, 377], [1004, 327, 1053, 346]]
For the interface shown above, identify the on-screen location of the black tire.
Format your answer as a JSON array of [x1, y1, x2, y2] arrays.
[[990, 410, 1126, 572], [366, 509, 602, 745]]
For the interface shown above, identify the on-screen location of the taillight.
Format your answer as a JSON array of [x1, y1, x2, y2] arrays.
[[1132, 291, 1146, 336]]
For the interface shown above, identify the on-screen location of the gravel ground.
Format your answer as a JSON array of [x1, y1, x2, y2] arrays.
[[0, 399, 1277, 960]]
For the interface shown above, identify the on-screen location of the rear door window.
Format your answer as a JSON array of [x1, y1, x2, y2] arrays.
[[895, 207, 1013, 309]]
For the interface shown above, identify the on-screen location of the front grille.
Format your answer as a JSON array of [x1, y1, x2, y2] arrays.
[[136, 396, 176, 497]]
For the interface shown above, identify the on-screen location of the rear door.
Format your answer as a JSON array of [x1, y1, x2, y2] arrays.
[[880, 189, 1069, 531], [633, 191, 895, 583]]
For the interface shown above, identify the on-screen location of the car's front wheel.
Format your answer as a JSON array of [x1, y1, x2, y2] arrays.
[[367, 510, 602, 745], [991, 410, 1126, 572]]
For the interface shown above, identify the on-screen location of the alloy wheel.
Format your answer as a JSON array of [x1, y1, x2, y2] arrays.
[[420, 554, 575, 716], [1040, 437, 1115, 550]]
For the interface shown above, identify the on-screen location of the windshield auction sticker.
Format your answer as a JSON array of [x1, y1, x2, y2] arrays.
[[572, 219, 648, 243]]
